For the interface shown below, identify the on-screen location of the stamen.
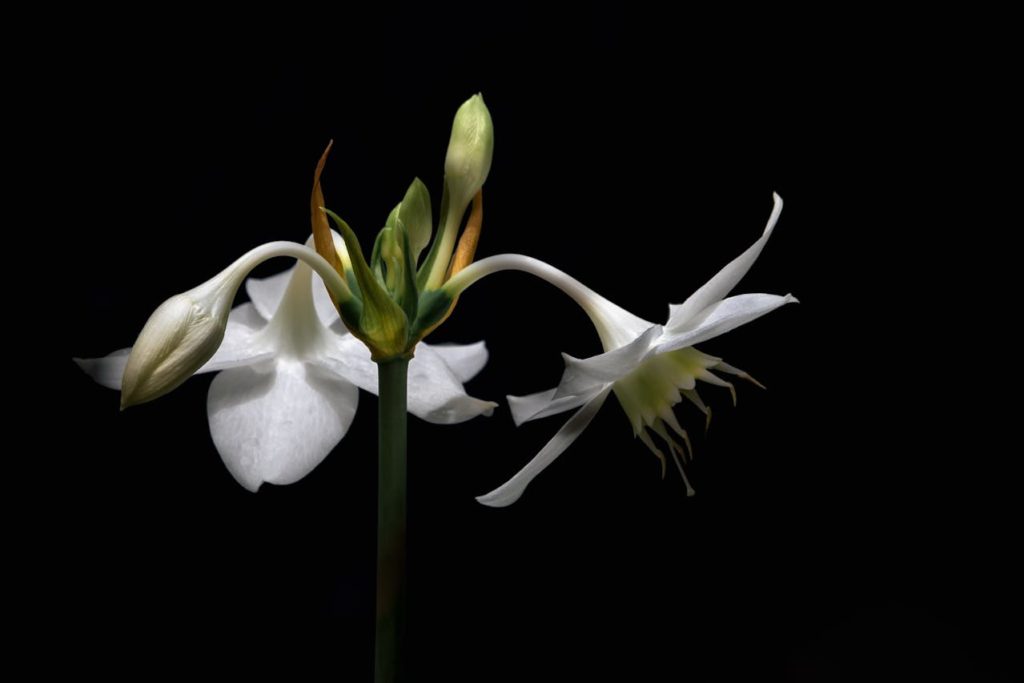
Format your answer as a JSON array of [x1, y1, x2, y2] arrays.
[[651, 420, 685, 461], [668, 440, 696, 497], [659, 410, 694, 463], [716, 362, 766, 390], [698, 370, 737, 407], [638, 430, 667, 479], [682, 388, 708, 416]]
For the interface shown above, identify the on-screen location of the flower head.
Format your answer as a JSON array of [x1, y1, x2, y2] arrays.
[[449, 193, 796, 506], [117, 241, 348, 409], [76, 233, 495, 491]]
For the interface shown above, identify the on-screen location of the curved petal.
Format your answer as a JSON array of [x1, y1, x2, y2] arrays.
[[507, 387, 598, 426], [668, 192, 783, 327], [476, 386, 613, 507], [245, 268, 291, 320], [553, 325, 662, 398], [408, 344, 498, 423], [318, 332, 379, 393], [429, 341, 489, 383], [656, 293, 798, 354], [74, 348, 130, 390], [207, 359, 359, 492], [317, 335, 497, 423]]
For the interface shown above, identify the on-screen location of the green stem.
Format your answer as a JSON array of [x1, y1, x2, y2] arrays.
[[375, 358, 408, 683]]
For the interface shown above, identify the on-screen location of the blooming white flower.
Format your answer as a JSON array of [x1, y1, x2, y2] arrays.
[[444, 193, 796, 506], [76, 235, 496, 492]]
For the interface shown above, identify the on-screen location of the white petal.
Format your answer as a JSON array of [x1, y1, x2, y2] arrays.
[[245, 268, 291, 320], [246, 265, 341, 328], [408, 345, 498, 423], [207, 359, 359, 492], [429, 341, 489, 383], [74, 348, 130, 390], [657, 293, 798, 355], [554, 325, 663, 398], [476, 386, 612, 507], [198, 303, 276, 373], [668, 193, 783, 327], [318, 333, 379, 393], [507, 388, 595, 426], [318, 335, 497, 424]]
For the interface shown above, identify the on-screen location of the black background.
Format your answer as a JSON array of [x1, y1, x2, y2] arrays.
[[41, 8, 1017, 681]]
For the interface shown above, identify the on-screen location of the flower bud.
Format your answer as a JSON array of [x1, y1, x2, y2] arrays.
[[444, 94, 494, 211], [120, 275, 236, 409]]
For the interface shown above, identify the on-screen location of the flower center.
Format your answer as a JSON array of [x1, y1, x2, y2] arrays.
[[611, 347, 731, 496]]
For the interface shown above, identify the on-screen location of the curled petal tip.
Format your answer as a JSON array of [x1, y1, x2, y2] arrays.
[[475, 492, 516, 508]]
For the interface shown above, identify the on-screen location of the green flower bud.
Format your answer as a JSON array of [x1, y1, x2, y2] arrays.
[[444, 94, 494, 213]]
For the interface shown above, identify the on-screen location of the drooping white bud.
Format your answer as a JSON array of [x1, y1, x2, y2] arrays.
[[119, 272, 238, 409], [119, 240, 351, 408]]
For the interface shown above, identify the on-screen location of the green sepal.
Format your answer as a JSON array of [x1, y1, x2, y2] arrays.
[[345, 269, 362, 302], [416, 180, 451, 291], [410, 288, 454, 340], [380, 205, 403, 294], [338, 296, 363, 328], [394, 225, 419, 324], [398, 178, 432, 266], [370, 229, 386, 287]]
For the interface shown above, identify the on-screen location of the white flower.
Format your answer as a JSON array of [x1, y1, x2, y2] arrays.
[[447, 193, 796, 507], [76, 237, 496, 492]]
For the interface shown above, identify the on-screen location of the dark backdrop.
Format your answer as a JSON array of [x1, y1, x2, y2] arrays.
[[44, 9, 1016, 681]]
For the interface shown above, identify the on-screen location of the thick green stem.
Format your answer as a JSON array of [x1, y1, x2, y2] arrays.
[[375, 358, 408, 683]]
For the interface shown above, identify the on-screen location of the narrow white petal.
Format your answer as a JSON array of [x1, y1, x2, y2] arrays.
[[657, 293, 798, 354], [74, 348, 131, 390], [429, 341, 489, 383], [668, 193, 784, 327], [507, 388, 595, 426], [476, 386, 612, 507], [554, 325, 663, 398], [245, 268, 292, 320], [207, 359, 358, 492]]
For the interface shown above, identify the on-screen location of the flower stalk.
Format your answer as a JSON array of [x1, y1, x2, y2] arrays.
[[376, 357, 408, 683]]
